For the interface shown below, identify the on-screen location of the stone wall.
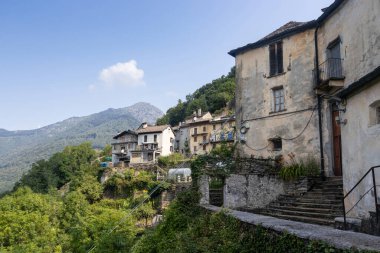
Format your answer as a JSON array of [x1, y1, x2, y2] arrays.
[[199, 175, 209, 205], [201, 172, 315, 210]]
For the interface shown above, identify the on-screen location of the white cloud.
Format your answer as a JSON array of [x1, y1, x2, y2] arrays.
[[99, 60, 145, 88]]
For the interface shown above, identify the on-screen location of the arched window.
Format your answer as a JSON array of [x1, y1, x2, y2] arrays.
[[369, 100, 380, 126]]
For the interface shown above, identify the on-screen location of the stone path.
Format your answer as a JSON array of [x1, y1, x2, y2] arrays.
[[201, 204, 380, 252]]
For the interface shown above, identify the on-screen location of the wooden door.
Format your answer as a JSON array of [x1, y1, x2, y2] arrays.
[[332, 109, 342, 176]]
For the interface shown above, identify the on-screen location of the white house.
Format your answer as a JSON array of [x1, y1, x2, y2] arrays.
[[130, 123, 175, 164]]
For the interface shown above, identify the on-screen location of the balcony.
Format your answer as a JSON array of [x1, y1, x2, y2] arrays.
[[314, 58, 345, 92], [134, 144, 160, 152], [191, 131, 208, 136], [210, 132, 235, 143]]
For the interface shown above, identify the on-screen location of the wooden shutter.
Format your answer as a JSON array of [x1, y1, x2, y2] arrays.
[[277, 42, 283, 73], [269, 44, 276, 76]]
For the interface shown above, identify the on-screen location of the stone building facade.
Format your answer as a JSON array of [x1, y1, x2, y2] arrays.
[[229, 0, 380, 220]]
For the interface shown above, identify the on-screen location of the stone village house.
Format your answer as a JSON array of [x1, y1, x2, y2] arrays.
[[174, 109, 236, 156], [111, 123, 175, 166], [223, 0, 379, 226]]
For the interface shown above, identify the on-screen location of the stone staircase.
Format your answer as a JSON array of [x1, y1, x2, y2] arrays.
[[254, 177, 344, 226]]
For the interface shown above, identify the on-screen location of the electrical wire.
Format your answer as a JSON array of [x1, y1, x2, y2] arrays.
[[241, 106, 316, 151], [280, 106, 316, 141]]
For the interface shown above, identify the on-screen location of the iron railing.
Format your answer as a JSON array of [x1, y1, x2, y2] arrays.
[[342, 165, 380, 229], [314, 58, 344, 85]]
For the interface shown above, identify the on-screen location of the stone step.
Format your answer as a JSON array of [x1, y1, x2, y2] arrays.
[[308, 189, 343, 194], [294, 197, 342, 205], [268, 204, 342, 214], [258, 212, 335, 226], [302, 193, 343, 199], [285, 201, 343, 210], [266, 207, 337, 219]]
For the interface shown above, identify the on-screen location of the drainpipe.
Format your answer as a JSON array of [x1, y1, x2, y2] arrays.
[[314, 23, 325, 180]]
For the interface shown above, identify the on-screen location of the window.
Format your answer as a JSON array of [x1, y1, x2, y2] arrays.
[[203, 126, 206, 132], [203, 135, 207, 142], [273, 87, 285, 112], [269, 41, 283, 76], [213, 125, 216, 130], [369, 100, 380, 126], [170, 146, 173, 152], [194, 136, 197, 142], [194, 146, 197, 152], [144, 135, 147, 142], [154, 134, 157, 142], [270, 138, 282, 151], [203, 145, 206, 151], [194, 128, 197, 134], [121, 146, 125, 153]]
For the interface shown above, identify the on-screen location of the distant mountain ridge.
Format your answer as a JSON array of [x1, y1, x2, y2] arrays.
[[0, 102, 163, 193]]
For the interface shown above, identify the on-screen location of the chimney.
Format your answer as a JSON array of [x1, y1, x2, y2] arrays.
[[193, 111, 197, 116], [198, 108, 202, 117], [142, 122, 148, 129]]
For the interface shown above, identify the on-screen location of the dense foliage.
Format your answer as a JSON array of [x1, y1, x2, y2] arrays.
[[14, 142, 97, 193], [157, 153, 188, 167], [156, 67, 235, 126], [0, 143, 164, 252], [131, 189, 374, 253]]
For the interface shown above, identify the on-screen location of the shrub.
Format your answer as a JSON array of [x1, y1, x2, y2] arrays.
[[279, 154, 320, 181]]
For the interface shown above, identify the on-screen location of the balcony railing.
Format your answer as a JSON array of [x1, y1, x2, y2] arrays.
[[314, 58, 344, 86]]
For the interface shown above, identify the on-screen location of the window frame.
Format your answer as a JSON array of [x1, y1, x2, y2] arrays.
[[272, 86, 285, 113], [269, 41, 284, 76]]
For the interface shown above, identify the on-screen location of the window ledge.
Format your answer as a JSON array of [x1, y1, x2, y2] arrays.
[[269, 109, 287, 115], [267, 72, 286, 78]]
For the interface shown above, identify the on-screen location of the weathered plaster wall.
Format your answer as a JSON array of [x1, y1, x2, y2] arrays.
[[235, 29, 322, 166], [224, 174, 248, 208], [199, 175, 210, 205], [224, 174, 286, 209], [317, 0, 380, 87], [161, 127, 175, 156], [340, 79, 380, 218]]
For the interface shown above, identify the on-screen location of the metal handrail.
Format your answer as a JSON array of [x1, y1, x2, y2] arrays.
[[342, 165, 380, 229]]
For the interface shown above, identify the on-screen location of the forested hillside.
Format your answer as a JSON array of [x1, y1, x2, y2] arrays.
[[0, 102, 163, 193], [156, 67, 235, 126]]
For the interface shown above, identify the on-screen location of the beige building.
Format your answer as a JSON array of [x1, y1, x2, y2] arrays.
[[230, 0, 380, 221], [230, 21, 321, 166], [173, 109, 236, 156], [188, 111, 213, 155]]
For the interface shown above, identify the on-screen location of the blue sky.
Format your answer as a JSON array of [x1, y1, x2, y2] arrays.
[[0, 0, 333, 130]]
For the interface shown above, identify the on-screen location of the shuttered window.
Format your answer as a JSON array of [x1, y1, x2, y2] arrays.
[[269, 42, 284, 76]]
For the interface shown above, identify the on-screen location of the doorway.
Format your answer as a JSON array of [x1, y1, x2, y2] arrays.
[[332, 105, 342, 176]]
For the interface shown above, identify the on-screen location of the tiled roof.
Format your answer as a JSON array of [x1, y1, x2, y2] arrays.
[[228, 20, 316, 57], [228, 0, 346, 57], [135, 125, 170, 134], [260, 21, 308, 41], [113, 130, 137, 139]]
